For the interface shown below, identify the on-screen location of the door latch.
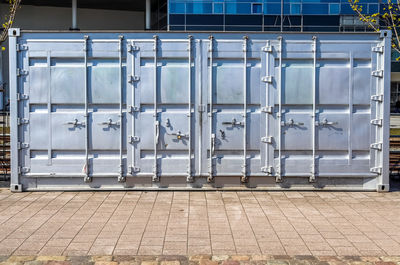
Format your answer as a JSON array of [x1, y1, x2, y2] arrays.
[[65, 119, 85, 127], [222, 118, 244, 126], [315, 118, 338, 126], [98, 118, 120, 127], [281, 118, 304, 127]]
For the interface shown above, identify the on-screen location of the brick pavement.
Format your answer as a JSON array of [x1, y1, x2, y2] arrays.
[[0, 190, 399, 257]]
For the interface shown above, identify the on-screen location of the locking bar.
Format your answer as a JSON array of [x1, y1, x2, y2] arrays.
[[17, 142, 29, 149], [241, 36, 248, 183], [16, 44, 28, 52], [261, 136, 273, 144], [311, 36, 317, 183], [276, 36, 283, 183], [372, 70, 383, 78], [130, 41, 140, 175], [372, 45, 384, 53], [371, 167, 382, 174], [127, 44, 140, 52], [371, 94, 383, 102], [261, 166, 273, 174], [262, 106, 273, 114], [129, 166, 140, 174], [18, 167, 30, 174], [153, 35, 159, 182], [17, 118, 29, 126], [128, 105, 140, 113], [371, 119, 383, 126], [82, 35, 91, 183], [208, 35, 214, 183], [118, 35, 125, 182], [17, 93, 29, 101], [370, 142, 382, 150], [16, 68, 28, 76], [128, 75, 140, 83], [261, 76, 273, 83], [187, 35, 193, 182], [129, 135, 140, 143]]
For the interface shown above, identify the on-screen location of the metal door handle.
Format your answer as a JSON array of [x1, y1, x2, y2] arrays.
[[281, 118, 304, 127], [98, 118, 120, 127], [222, 118, 244, 126], [155, 121, 160, 144], [168, 130, 189, 139], [65, 119, 85, 127], [211, 133, 216, 156], [316, 118, 338, 126]]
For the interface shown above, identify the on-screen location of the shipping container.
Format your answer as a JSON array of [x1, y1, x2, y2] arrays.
[[8, 29, 391, 191]]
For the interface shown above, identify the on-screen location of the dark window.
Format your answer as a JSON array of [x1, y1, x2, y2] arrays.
[[169, 14, 185, 25], [186, 15, 223, 25], [186, 25, 224, 31], [225, 15, 262, 25], [303, 15, 339, 26], [252, 3, 263, 14]]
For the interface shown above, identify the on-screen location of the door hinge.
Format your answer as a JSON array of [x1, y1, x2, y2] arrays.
[[371, 167, 382, 174], [128, 105, 140, 113], [129, 166, 140, 174], [370, 142, 382, 150], [261, 76, 273, 83], [261, 136, 273, 144], [372, 70, 383, 78], [16, 44, 28, 52], [372, 45, 384, 53], [198, 104, 206, 113], [371, 94, 383, 102], [261, 166, 273, 174], [129, 136, 140, 143], [16, 68, 29, 76], [261, 45, 272, 52], [127, 44, 140, 52], [17, 93, 29, 101], [17, 118, 29, 125], [371, 119, 382, 126], [128, 75, 140, 83], [18, 167, 30, 174], [261, 106, 273, 114], [17, 142, 29, 149]]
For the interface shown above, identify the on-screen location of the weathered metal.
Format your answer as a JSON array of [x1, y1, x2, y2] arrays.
[[9, 29, 391, 191]]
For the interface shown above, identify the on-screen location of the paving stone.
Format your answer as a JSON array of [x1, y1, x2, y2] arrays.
[[36, 256, 66, 261], [211, 255, 229, 262], [7, 256, 36, 262]]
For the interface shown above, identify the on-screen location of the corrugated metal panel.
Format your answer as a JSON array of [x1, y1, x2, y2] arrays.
[[8, 29, 391, 191]]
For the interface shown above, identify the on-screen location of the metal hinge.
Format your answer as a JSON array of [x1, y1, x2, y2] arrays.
[[261, 45, 272, 52], [372, 70, 383, 78], [129, 166, 140, 174], [17, 142, 29, 149], [371, 94, 383, 102], [371, 167, 382, 174], [17, 118, 29, 125], [261, 166, 273, 174], [18, 167, 30, 174], [17, 93, 29, 101], [261, 136, 273, 144], [16, 44, 28, 52], [128, 75, 140, 83], [198, 104, 206, 113], [261, 76, 273, 83], [128, 105, 140, 113], [372, 45, 384, 53], [261, 106, 273, 114], [370, 142, 382, 150], [371, 119, 382, 126], [127, 45, 140, 52], [16, 68, 29, 76], [129, 136, 140, 143]]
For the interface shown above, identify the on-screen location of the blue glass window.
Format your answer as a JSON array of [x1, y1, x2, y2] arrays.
[[329, 3, 340, 14], [264, 3, 281, 14], [169, 2, 185, 14], [214, 3, 224, 14], [186, 3, 213, 14], [252, 3, 263, 13], [341, 3, 355, 14], [291, 3, 301, 14], [226, 3, 252, 14], [368, 4, 378, 14], [302, 3, 329, 14]]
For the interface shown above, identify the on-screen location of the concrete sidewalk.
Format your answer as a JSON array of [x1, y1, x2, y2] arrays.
[[0, 190, 399, 257]]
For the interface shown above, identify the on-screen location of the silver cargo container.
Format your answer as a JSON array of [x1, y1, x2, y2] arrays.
[[9, 29, 391, 191]]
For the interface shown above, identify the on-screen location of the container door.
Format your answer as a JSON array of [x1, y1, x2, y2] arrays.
[[127, 38, 194, 182], [205, 37, 268, 183]]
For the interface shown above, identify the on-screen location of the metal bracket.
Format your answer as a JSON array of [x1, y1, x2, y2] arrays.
[[261, 45, 272, 52], [372, 45, 384, 53], [371, 167, 382, 174], [309, 174, 316, 183], [18, 167, 30, 174], [84, 176, 92, 183], [16, 44, 28, 52], [16, 68, 29, 76], [129, 136, 140, 143], [129, 166, 140, 174], [261, 166, 273, 174], [127, 44, 140, 52], [275, 174, 282, 183], [128, 105, 140, 113], [198, 104, 206, 113], [370, 142, 382, 150], [10, 184, 22, 192], [261, 136, 273, 144], [17, 93, 29, 101], [371, 94, 383, 102], [261, 106, 273, 114], [372, 70, 383, 78], [17, 118, 29, 126], [371, 119, 383, 126], [187, 174, 194, 183], [118, 176, 126, 182], [128, 75, 140, 83], [17, 142, 29, 149], [261, 76, 273, 83]]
